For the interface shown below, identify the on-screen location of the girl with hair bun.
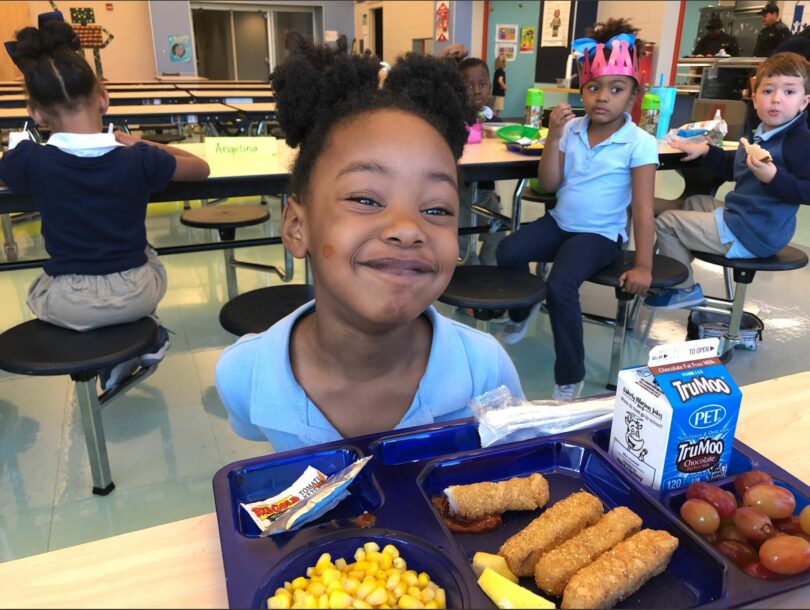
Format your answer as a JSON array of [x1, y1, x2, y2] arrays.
[[215, 33, 523, 452], [0, 19, 209, 392]]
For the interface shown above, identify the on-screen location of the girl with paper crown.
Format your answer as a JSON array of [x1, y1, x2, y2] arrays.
[[0, 16, 209, 393], [496, 33, 657, 402]]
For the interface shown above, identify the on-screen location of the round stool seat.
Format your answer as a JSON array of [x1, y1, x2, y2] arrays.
[[589, 251, 689, 290], [142, 133, 186, 145], [438, 266, 547, 311], [692, 246, 808, 273], [0, 318, 158, 377], [220, 285, 316, 336], [181, 205, 269, 230]]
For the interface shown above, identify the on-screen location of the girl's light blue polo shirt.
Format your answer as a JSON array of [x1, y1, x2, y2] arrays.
[[215, 301, 524, 453], [551, 113, 659, 242]]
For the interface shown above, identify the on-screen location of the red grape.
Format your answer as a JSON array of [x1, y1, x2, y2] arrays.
[[681, 499, 720, 534], [744, 484, 796, 520], [718, 523, 749, 544], [759, 535, 810, 575], [714, 540, 758, 568], [800, 505, 810, 535], [734, 471, 774, 497], [686, 482, 738, 519], [733, 507, 775, 543], [743, 561, 786, 580], [774, 516, 803, 535]]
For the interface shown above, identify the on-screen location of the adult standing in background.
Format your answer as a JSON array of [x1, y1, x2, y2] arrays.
[[692, 17, 740, 57], [492, 53, 507, 113], [754, 3, 791, 57]]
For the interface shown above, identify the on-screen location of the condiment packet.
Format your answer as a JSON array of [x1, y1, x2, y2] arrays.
[[241, 456, 373, 537]]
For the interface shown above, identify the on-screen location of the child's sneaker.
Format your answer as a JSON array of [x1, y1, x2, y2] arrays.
[[499, 304, 540, 345], [99, 357, 140, 393], [139, 326, 172, 368], [644, 284, 705, 310], [553, 381, 584, 402]]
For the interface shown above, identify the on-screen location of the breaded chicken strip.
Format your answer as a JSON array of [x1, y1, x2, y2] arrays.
[[444, 473, 549, 521], [561, 529, 679, 609], [534, 507, 642, 596], [499, 491, 603, 577]]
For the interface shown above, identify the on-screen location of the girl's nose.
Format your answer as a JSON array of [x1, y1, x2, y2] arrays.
[[381, 207, 425, 247]]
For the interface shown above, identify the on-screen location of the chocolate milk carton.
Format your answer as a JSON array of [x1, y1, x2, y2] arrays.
[[609, 338, 741, 491]]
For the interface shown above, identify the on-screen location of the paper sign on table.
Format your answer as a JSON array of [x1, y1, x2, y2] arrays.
[[204, 136, 277, 177]]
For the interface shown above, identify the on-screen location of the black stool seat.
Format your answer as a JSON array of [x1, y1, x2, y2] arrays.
[[0, 318, 158, 377], [692, 246, 808, 274], [141, 133, 186, 145], [590, 251, 689, 292], [220, 284, 315, 336], [438, 266, 547, 311], [180, 205, 269, 230]]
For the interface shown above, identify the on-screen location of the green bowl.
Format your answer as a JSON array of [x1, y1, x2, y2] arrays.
[[495, 125, 546, 142]]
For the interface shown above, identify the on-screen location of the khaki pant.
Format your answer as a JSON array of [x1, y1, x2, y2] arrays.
[[493, 95, 505, 113], [27, 247, 167, 331], [654, 194, 731, 289]]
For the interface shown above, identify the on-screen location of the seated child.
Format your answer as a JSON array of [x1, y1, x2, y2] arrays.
[[458, 57, 506, 266], [0, 19, 209, 390], [214, 35, 524, 453], [496, 34, 657, 401], [646, 52, 810, 310]]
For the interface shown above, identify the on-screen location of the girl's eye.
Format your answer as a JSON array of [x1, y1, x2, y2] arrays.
[[347, 196, 380, 207], [611, 87, 623, 94], [423, 206, 452, 217]]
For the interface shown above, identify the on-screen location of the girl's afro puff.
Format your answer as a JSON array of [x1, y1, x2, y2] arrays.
[[270, 32, 476, 198]]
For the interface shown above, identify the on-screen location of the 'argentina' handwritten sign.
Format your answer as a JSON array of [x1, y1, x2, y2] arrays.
[[204, 136, 277, 177]]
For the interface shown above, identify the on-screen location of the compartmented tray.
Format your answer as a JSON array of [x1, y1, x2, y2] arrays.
[[212, 419, 810, 609]]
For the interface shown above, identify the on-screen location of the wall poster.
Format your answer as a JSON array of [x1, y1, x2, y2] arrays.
[[540, 1, 571, 48]]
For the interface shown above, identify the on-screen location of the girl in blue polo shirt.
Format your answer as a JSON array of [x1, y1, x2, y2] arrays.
[[215, 34, 523, 452], [0, 20, 209, 390], [496, 34, 657, 401]]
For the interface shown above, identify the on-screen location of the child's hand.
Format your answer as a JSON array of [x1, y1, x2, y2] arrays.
[[670, 140, 710, 161], [619, 266, 652, 295], [746, 153, 777, 184], [547, 104, 575, 141], [114, 131, 142, 147]]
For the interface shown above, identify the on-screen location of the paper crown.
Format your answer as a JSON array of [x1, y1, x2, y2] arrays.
[[573, 34, 639, 86]]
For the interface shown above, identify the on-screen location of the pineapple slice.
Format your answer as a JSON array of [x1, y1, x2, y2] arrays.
[[471, 552, 518, 584], [477, 568, 555, 610]]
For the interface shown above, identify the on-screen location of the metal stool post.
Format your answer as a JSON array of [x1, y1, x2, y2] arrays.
[[74, 377, 114, 495]]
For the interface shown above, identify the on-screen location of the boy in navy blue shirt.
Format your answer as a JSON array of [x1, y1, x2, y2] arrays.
[[647, 52, 810, 309]]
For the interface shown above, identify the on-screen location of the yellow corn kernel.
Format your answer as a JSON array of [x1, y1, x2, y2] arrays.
[[382, 544, 400, 559], [385, 572, 401, 591], [392, 558, 406, 570], [326, 580, 344, 594], [366, 561, 379, 575], [386, 592, 397, 606], [407, 587, 421, 600], [376, 570, 388, 582], [318, 594, 329, 609], [364, 542, 380, 554], [345, 579, 360, 595], [268, 594, 292, 609], [292, 577, 309, 591], [356, 579, 375, 600], [398, 595, 424, 609], [403, 571, 418, 587], [353, 561, 369, 574], [275, 588, 292, 599], [417, 573, 430, 589], [352, 600, 372, 610], [307, 582, 327, 598], [379, 605, 392, 610], [322, 568, 342, 585], [347, 570, 365, 582], [328, 590, 353, 609], [285, 582, 295, 592], [420, 587, 435, 603], [365, 586, 388, 606], [306, 567, 315, 578], [379, 553, 393, 570], [366, 550, 381, 563], [294, 590, 308, 604], [423, 602, 438, 609], [304, 595, 318, 609], [433, 588, 446, 609], [354, 548, 366, 562], [316, 553, 332, 569], [335, 558, 348, 572]]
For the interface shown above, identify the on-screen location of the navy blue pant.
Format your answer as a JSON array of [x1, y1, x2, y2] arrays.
[[496, 214, 621, 385]]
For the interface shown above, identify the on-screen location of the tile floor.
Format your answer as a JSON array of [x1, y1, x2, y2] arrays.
[[1, 172, 809, 563]]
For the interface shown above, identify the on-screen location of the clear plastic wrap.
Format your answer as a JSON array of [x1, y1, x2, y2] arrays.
[[469, 386, 614, 448], [665, 110, 728, 146]]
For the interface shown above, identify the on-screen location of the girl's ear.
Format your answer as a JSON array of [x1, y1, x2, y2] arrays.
[[98, 89, 110, 114], [27, 104, 48, 129], [281, 196, 309, 259]]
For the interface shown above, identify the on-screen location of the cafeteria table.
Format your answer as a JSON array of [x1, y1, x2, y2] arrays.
[[188, 90, 275, 103], [0, 371, 807, 608], [0, 91, 194, 108]]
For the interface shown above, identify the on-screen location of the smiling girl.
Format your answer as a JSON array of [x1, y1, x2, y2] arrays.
[[214, 35, 523, 452]]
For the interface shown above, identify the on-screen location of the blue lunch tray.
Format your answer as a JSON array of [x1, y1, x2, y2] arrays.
[[212, 420, 810, 609]]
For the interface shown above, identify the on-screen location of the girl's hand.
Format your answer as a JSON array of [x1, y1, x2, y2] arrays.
[[619, 266, 652, 295], [746, 153, 777, 184], [670, 140, 710, 161], [114, 131, 142, 147], [547, 103, 575, 141]]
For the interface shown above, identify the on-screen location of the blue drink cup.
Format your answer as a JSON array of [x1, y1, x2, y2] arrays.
[[650, 86, 677, 140]]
